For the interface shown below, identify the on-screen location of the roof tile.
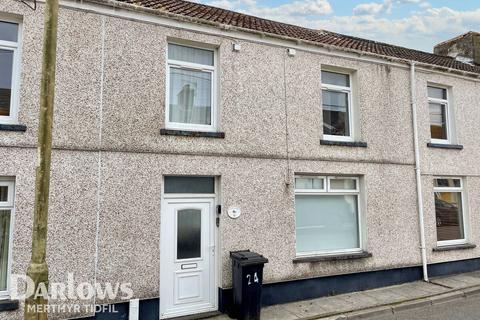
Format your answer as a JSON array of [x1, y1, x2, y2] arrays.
[[109, 0, 480, 74]]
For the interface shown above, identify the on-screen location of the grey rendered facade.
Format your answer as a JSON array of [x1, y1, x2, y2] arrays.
[[0, 0, 480, 319]]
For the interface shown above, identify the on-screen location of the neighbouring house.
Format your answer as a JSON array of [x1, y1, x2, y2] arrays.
[[0, 0, 480, 319]]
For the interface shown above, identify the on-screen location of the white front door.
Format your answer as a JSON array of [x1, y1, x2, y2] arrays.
[[160, 198, 217, 319]]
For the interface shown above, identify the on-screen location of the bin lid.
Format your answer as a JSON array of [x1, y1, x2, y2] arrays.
[[230, 250, 268, 266]]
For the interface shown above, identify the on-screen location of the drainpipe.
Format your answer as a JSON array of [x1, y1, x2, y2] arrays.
[[410, 61, 429, 282]]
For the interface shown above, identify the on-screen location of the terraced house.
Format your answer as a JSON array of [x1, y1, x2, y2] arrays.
[[0, 0, 479, 319]]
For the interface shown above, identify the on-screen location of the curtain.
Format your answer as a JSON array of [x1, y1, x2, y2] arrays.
[[169, 68, 212, 125]]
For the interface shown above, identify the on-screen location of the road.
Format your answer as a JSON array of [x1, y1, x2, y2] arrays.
[[370, 294, 480, 320]]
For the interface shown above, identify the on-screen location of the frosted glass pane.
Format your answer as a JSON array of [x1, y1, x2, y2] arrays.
[[295, 177, 324, 190], [296, 195, 359, 253], [177, 209, 201, 260], [0, 209, 10, 291], [435, 192, 464, 241], [428, 86, 447, 100], [322, 71, 349, 87], [168, 44, 214, 66], [169, 68, 212, 125], [0, 21, 18, 42], [330, 179, 356, 190]]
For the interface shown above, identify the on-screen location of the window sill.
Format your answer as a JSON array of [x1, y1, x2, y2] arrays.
[[427, 143, 463, 150], [293, 251, 372, 263], [320, 140, 367, 148], [433, 243, 476, 252], [0, 299, 19, 312], [160, 129, 225, 139], [0, 124, 27, 132]]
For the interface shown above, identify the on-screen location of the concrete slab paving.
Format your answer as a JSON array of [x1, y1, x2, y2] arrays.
[[431, 274, 480, 289], [208, 271, 480, 320]]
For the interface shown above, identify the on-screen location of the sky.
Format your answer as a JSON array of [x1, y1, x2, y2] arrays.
[[193, 0, 480, 53]]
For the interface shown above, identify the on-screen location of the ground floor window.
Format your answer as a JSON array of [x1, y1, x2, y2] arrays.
[[295, 176, 362, 255], [0, 179, 14, 297], [434, 178, 467, 246]]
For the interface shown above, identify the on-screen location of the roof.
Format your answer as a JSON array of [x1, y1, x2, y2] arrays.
[[107, 0, 480, 75]]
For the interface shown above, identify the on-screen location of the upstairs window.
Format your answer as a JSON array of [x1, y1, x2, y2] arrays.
[[434, 178, 467, 246], [166, 43, 216, 132], [428, 86, 451, 143], [321, 70, 353, 141], [0, 20, 20, 124]]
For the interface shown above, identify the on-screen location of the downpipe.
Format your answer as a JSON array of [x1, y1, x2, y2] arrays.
[[410, 61, 429, 282]]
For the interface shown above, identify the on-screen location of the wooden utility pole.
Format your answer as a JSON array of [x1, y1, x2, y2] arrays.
[[25, 0, 59, 319]]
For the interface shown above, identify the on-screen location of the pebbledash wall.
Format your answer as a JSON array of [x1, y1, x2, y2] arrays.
[[0, 0, 480, 319]]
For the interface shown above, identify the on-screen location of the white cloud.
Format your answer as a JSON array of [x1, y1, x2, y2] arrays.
[[353, 0, 392, 16]]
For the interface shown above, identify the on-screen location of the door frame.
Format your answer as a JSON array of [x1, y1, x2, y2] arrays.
[[159, 183, 220, 319]]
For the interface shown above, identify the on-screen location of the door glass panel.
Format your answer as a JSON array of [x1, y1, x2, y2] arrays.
[[177, 209, 201, 260], [0, 209, 11, 291]]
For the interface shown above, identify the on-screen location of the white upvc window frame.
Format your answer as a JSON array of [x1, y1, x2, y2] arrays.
[[0, 17, 21, 125], [321, 71, 354, 142], [428, 85, 451, 144], [165, 42, 217, 132], [433, 177, 468, 247], [0, 178, 15, 300], [294, 175, 363, 257]]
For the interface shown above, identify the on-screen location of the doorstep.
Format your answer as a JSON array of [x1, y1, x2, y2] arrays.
[[208, 271, 480, 320]]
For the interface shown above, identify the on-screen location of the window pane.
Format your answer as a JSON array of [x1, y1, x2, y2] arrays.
[[429, 103, 447, 140], [322, 71, 349, 87], [428, 86, 447, 100], [296, 195, 359, 253], [435, 192, 464, 242], [168, 44, 214, 66], [177, 209, 201, 260], [295, 177, 324, 190], [435, 179, 461, 188], [0, 186, 7, 202], [0, 209, 11, 291], [0, 50, 14, 117], [169, 68, 212, 125], [330, 178, 356, 190], [0, 21, 18, 42], [323, 90, 349, 136], [164, 176, 215, 194]]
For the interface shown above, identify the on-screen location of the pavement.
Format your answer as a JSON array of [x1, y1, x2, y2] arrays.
[[369, 293, 480, 320], [210, 271, 480, 320]]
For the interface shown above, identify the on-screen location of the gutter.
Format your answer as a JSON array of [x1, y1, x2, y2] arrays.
[[410, 61, 429, 282], [33, 0, 480, 80]]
